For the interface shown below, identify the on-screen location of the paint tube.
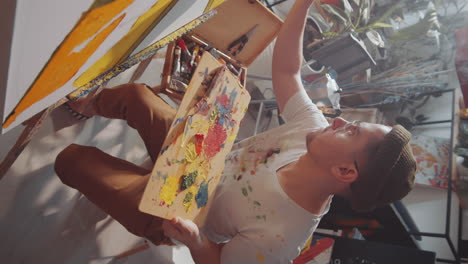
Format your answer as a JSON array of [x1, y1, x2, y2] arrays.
[[170, 78, 188, 92], [190, 45, 200, 68], [227, 63, 240, 76], [217, 58, 226, 65], [172, 46, 182, 77], [177, 39, 192, 61]]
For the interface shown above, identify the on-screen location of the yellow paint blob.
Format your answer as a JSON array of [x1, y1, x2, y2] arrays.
[[184, 142, 198, 163], [190, 120, 210, 133], [3, 0, 134, 128], [159, 176, 179, 205], [228, 134, 237, 142], [74, 0, 177, 87]]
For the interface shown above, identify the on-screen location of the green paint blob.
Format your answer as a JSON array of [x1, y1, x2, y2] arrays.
[[183, 192, 194, 203], [253, 201, 261, 206], [180, 171, 198, 190]]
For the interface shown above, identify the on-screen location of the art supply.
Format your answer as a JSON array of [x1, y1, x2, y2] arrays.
[[227, 24, 259, 56], [177, 38, 192, 59], [190, 45, 200, 67], [227, 63, 240, 76], [170, 79, 188, 92], [172, 46, 182, 76]]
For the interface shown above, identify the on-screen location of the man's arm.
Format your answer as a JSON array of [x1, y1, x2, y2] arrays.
[[272, 0, 314, 112], [163, 217, 223, 264]]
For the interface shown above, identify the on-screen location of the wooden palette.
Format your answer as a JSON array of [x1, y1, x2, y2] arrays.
[[139, 52, 250, 225]]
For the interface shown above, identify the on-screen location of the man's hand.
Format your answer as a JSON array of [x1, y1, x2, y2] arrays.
[[163, 217, 223, 264], [162, 217, 203, 250]]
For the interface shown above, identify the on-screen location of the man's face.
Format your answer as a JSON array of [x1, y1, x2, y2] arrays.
[[306, 117, 390, 168]]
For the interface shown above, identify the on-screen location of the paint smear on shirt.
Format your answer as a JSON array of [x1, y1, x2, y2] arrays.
[[256, 252, 265, 263]]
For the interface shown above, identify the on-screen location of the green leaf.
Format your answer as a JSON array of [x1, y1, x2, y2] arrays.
[[370, 22, 394, 28], [357, 22, 393, 32], [322, 31, 340, 37]]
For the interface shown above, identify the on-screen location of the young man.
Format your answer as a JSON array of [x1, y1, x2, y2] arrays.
[[55, 0, 417, 263], [161, 0, 416, 262]]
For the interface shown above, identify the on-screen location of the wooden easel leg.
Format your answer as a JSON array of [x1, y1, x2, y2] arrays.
[[114, 240, 150, 260]]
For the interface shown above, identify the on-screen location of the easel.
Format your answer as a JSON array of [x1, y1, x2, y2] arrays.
[[0, 11, 216, 181]]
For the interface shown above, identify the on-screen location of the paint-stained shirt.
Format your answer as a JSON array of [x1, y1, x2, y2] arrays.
[[201, 89, 331, 263]]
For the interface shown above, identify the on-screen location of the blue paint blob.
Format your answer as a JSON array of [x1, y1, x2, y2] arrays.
[[195, 182, 209, 208], [160, 145, 169, 155]]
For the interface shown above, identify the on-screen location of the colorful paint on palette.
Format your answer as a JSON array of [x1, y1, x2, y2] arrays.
[[182, 191, 194, 212], [180, 171, 198, 190], [184, 142, 198, 163], [204, 123, 227, 159], [195, 181, 209, 208], [159, 176, 179, 205], [139, 55, 251, 222]]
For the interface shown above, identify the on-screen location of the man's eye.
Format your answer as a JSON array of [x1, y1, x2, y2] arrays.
[[346, 126, 357, 135]]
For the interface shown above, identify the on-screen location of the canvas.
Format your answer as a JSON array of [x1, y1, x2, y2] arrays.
[[410, 134, 450, 189], [1, 0, 223, 133]]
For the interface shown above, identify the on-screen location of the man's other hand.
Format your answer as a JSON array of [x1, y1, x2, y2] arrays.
[[162, 217, 203, 250]]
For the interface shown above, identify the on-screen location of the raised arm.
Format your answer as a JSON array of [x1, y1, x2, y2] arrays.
[[272, 0, 314, 112]]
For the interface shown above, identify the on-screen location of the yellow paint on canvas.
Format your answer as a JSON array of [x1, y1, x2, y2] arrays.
[[74, 0, 177, 88], [3, 0, 134, 128], [204, 0, 224, 12]]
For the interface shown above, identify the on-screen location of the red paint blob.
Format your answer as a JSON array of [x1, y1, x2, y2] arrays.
[[216, 94, 230, 107], [195, 133, 204, 155], [204, 123, 227, 159]]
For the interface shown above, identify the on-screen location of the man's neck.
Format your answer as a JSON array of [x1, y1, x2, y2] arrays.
[[277, 156, 333, 215]]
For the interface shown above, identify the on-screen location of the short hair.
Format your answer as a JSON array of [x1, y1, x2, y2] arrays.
[[350, 125, 417, 212]]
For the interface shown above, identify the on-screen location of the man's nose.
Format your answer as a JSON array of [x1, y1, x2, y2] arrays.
[[332, 117, 348, 129]]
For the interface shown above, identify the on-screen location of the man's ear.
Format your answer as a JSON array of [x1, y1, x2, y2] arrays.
[[331, 163, 358, 183]]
